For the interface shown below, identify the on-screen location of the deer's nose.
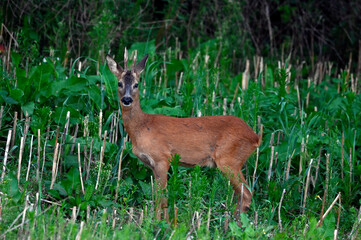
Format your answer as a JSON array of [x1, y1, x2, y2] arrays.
[[121, 97, 133, 106]]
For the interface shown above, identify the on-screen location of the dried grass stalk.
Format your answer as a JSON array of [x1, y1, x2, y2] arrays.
[[1, 130, 12, 183]]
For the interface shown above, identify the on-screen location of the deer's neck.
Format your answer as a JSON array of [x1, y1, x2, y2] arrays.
[[120, 98, 147, 142]]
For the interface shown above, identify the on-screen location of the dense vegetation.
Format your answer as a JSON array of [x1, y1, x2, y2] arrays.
[[1, 1, 361, 239]]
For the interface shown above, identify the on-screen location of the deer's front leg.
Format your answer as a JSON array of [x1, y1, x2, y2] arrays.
[[152, 161, 170, 220]]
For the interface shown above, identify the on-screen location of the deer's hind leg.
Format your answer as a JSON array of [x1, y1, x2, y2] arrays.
[[217, 159, 252, 215], [151, 160, 170, 220]]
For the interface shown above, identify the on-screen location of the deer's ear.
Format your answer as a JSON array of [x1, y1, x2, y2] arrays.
[[134, 54, 148, 75], [106, 55, 123, 75]]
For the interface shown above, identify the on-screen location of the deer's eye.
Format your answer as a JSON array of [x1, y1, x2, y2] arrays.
[[118, 82, 123, 88], [134, 83, 138, 89]]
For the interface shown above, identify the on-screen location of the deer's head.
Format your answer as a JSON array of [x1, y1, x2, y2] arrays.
[[106, 51, 148, 107]]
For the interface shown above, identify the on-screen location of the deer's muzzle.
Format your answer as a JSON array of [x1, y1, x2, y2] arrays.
[[121, 97, 133, 106]]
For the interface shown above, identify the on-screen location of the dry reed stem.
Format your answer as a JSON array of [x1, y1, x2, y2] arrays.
[[196, 211, 201, 230], [86, 205, 90, 222], [77, 61, 82, 78], [267, 146, 275, 181], [36, 129, 41, 182], [334, 194, 342, 240], [23, 114, 30, 142], [70, 123, 79, 154], [112, 209, 117, 229], [285, 149, 295, 181], [231, 82, 240, 107], [346, 53, 352, 82], [350, 206, 361, 240], [349, 147, 353, 194], [278, 189, 286, 232], [242, 59, 250, 90], [11, 111, 17, 149], [1, 130, 12, 183], [109, 113, 114, 143], [215, 72, 219, 90], [115, 109, 120, 143], [98, 110, 103, 138], [252, 148, 259, 190], [317, 192, 341, 228], [50, 143, 60, 189], [163, 53, 168, 91], [82, 142, 88, 173], [312, 147, 322, 187], [95, 146, 104, 190], [40, 139, 47, 183], [223, 98, 227, 115], [6, 29, 12, 74], [86, 138, 94, 181], [139, 209, 144, 226], [302, 158, 314, 215], [253, 55, 259, 79], [83, 115, 89, 138], [269, 132, 275, 147], [274, 151, 279, 168], [296, 86, 302, 118], [71, 206, 77, 223], [306, 78, 311, 108], [276, 131, 281, 145], [20, 195, 29, 235], [96, 130, 107, 190], [128, 207, 134, 223], [320, 153, 330, 226], [35, 192, 39, 215], [17, 136, 25, 183], [64, 111, 70, 135], [207, 207, 211, 233], [177, 72, 184, 93], [78, 143, 85, 194], [224, 211, 229, 231], [57, 112, 70, 175], [298, 137, 305, 191], [54, 140, 62, 183], [75, 221, 84, 240], [151, 176, 154, 214], [115, 139, 126, 202], [25, 135, 34, 181]]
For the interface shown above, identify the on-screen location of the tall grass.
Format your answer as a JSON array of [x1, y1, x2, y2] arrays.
[[0, 39, 360, 239]]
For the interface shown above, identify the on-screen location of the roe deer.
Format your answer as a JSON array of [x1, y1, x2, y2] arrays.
[[106, 50, 261, 219]]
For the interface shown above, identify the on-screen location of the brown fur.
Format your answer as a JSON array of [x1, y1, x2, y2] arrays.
[[106, 53, 260, 219]]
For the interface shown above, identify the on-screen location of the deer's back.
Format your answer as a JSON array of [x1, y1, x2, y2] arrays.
[[130, 114, 259, 167]]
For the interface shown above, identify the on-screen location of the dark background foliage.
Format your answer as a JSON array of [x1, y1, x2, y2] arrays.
[[2, 0, 361, 73], [1, 1, 361, 238]]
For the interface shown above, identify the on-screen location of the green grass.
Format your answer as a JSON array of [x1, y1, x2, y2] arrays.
[[0, 39, 361, 239]]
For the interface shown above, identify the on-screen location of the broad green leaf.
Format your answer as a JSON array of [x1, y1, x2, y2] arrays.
[[88, 85, 102, 109], [21, 101, 35, 116], [52, 183, 68, 197], [50, 80, 67, 97], [84, 184, 95, 202], [11, 52, 22, 67], [139, 180, 151, 196], [102, 67, 118, 108], [0, 90, 18, 104], [240, 212, 250, 227], [9, 88, 24, 101], [229, 221, 243, 237], [65, 76, 87, 93], [129, 40, 156, 58]]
